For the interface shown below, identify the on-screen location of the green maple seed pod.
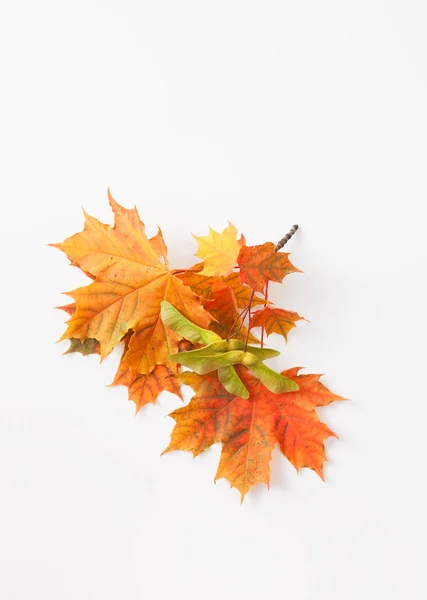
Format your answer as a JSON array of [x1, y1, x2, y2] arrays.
[[221, 350, 246, 364], [226, 339, 245, 351], [241, 351, 260, 368], [161, 301, 281, 360], [205, 340, 230, 352], [160, 301, 221, 345], [225, 340, 280, 360], [217, 366, 249, 399], [248, 362, 299, 393], [245, 345, 280, 360], [162, 300, 297, 394], [168, 347, 247, 375]]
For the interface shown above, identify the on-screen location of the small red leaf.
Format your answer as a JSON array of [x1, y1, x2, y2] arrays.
[[250, 306, 305, 341], [237, 242, 301, 293]]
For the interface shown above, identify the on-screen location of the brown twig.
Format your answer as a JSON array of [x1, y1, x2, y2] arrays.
[[275, 224, 299, 251]]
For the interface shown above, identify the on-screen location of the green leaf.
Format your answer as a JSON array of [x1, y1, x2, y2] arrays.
[[248, 362, 300, 393], [217, 366, 249, 399], [161, 301, 221, 345]]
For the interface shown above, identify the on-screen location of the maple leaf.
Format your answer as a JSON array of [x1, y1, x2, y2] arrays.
[[164, 367, 344, 501], [111, 361, 182, 413], [202, 284, 259, 343], [193, 222, 244, 277], [104, 330, 182, 412], [250, 306, 305, 341], [52, 192, 214, 372], [223, 272, 264, 309], [179, 269, 264, 309], [57, 300, 180, 412], [51, 189, 160, 277], [237, 242, 300, 293]]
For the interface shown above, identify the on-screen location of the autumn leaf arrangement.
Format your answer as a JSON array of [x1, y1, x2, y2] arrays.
[[52, 191, 344, 501]]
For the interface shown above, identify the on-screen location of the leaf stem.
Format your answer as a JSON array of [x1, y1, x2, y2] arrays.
[[227, 302, 251, 338], [260, 282, 269, 348], [243, 289, 255, 350]]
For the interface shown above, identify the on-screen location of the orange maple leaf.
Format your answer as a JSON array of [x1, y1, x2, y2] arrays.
[[104, 332, 182, 412], [111, 361, 182, 413], [178, 269, 264, 309], [193, 222, 244, 277], [237, 242, 301, 293], [164, 367, 344, 501], [201, 284, 259, 343], [52, 191, 213, 371], [250, 306, 305, 341]]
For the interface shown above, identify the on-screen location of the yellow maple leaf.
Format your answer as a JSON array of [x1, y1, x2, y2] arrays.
[[193, 222, 243, 277]]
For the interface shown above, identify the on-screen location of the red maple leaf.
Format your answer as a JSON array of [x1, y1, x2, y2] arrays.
[[164, 367, 345, 501], [237, 242, 300, 293], [250, 306, 305, 341]]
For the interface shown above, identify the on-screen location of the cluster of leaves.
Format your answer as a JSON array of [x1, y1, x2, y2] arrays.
[[52, 191, 344, 501]]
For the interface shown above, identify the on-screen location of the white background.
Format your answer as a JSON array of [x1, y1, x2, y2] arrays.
[[1, 1, 426, 598]]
